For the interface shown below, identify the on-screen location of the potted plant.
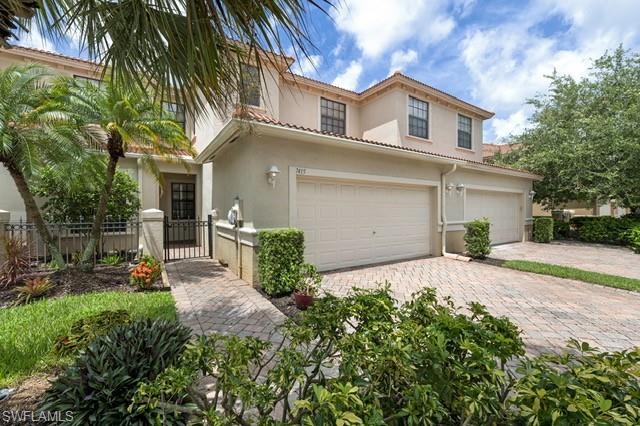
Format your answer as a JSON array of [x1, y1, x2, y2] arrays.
[[293, 263, 321, 310]]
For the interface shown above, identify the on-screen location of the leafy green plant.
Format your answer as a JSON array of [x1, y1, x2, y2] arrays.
[[13, 277, 54, 305], [40, 319, 191, 425], [571, 216, 640, 245], [533, 217, 554, 243], [625, 226, 640, 254], [130, 286, 525, 425], [100, 252, 122, 266], [464, 218, 491, 259], [53, 310, 132, 356], [512, 340, 640, 425], [0, 237, 30, 287], [553, 219, 571, 239], [295, 262, 322, 297], [257, 228, 304, 295]]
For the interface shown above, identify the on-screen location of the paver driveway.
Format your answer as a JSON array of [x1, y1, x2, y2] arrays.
[[321, 257, 640, 354], [492, 241, 640, 280]]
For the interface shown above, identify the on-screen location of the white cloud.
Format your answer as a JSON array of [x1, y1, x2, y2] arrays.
[[332, 60, 363, 91], [331, 0, 456, 58], [292, 55, 323, 77], [389, 49, 418, 74], [491, 108, 531, 140], [16, 26, 56, 52]]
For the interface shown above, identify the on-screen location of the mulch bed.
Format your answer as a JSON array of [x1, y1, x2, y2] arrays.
[[256, 288, 303, 319], [0, 264, 133, 308], [473, 257, 506, 268], [0, 370, 62, 425]]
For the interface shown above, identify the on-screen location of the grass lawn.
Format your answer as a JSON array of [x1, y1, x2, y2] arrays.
[[503, 260, 640, 293], [0, 291, 176, 387]]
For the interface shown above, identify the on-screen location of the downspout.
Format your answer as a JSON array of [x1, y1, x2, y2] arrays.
[[441, 164, 471, 261]]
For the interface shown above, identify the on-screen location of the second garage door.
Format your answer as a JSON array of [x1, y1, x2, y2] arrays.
[[465, 189, 522, 245], [296, 178, 432, 271]]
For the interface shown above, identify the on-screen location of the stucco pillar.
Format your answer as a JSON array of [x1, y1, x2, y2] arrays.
[[0, 210, 9, 264], [141, 209, 164, 260]]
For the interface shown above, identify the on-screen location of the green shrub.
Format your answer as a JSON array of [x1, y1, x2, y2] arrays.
[[130, 286, 640, 425], [553, 219, 571, 239], [464, 218, 491, 259], [53, 310, 131, 356], [257, 228, 304, 296], [40, 319, 191, 425], [625, 226, 640, 253], [533, 217, 554, 243], [570, 216, 640, 244]]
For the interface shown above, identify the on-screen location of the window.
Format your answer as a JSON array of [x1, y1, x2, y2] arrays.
[[240, 63, 261, 107], [457, 114, 472, 149], [163, 102, 186, 130], [171, 183, 195, 220], [73, 75, 104, 88], [408, 96, 429, 139], [320, 97, 346, 135]]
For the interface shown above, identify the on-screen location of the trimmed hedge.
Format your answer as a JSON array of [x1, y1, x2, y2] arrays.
[[570, 216, 640, 245], [533, 217, 553, 243], [553, 219, 571, 239], [257, 228, 305, 296], [464, 218, 491, 259], [626, 226, 640, 254]]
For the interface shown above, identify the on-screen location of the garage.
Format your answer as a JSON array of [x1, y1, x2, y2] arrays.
[[296, 178, 432, 271], [465, 189, 522, 245]]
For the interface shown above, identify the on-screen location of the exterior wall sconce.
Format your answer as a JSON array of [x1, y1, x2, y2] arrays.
[[266, 165, 280, 188], [528, 190, 536, 200], [455, 183, 465, 194], [445, 183, 455, 194]]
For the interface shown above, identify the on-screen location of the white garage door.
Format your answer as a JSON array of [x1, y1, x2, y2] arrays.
[[466, 190, 522, 245], [296, 178, 432, 271]]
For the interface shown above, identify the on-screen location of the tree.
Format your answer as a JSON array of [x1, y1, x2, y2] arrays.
[[32, 168, 141, 223], [51, 77, 193, 268], [7, 0, 331, 115], [496, 47, 640, 212], [0, 64, 96, 267]]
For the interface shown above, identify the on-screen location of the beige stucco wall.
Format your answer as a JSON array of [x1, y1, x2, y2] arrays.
[[211, 132, 534, 262]]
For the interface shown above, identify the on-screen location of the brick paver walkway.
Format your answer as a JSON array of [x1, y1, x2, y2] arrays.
[[321, 257, 640, 354], [167, 259, 286, 343], [492, 241, 640, 280]]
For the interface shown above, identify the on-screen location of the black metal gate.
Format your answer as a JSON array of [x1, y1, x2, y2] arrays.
[[164, 215, 213, 262]]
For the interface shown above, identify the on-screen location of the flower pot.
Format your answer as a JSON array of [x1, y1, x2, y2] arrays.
[[293, 291, 314, 310]]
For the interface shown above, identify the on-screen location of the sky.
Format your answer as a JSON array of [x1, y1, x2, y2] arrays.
[[15, 0, 640, 143]]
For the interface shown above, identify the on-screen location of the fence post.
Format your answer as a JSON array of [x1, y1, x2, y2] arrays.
[[141, 209, 164, 261], [0, 210, 9, 265]]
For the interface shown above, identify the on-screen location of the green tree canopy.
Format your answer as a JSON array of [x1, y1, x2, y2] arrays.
[[496, 47, 640, 211]]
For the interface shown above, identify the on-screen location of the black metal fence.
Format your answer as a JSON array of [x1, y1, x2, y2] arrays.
[[164, 215, 213, 262], [3, 218, 141, 266]]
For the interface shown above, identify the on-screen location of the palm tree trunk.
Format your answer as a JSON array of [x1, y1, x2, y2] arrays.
[[80, 153, 119, 270], [4, 160, 66, 268]]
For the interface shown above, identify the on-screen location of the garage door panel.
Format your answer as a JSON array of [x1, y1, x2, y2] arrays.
[[466, 190, 521, 245], [297, 178, 432, 271]]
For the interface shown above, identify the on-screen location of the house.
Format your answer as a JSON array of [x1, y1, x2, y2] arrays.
[[482, 143, 627, 218], [0, 47, 540, 281]]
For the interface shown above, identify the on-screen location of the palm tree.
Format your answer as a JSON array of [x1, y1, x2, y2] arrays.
[[51, 77, 193, 268], [0, 64, 95, 267], [4, 0, 331, 114]]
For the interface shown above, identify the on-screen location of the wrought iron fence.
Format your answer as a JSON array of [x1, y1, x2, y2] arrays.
[[164, 216, 213, 262], [3, 218, 141, 267]]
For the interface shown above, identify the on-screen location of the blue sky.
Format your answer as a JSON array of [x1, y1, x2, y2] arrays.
[[17, 0, 640, 143]]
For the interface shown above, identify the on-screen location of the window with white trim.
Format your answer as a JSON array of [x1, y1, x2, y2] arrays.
[[320, 97, 346, 135], [240, 63, 261, 107], [457, 114, 472, 149], [408, 96, 428, 139]]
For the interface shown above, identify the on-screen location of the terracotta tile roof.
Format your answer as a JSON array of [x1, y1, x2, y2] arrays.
[[126, 143, 196, 158], [8, 45, 101, 67], [235, 110, 537, 176], [482, 143, 521, 159]]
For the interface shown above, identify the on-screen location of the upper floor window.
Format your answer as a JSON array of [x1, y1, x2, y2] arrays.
[[408, 96, 428, 139], [320, 97, 346, 135], [457, 114, 472, 149], [163, 102, 186, 131], [73, 75, 104, 88], [240, 63, 261, 107]]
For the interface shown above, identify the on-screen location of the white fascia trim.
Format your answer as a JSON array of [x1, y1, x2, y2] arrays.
[[195, 120, 241, 163], [464, 184, 525, 194], [461, 162, 542, 181]]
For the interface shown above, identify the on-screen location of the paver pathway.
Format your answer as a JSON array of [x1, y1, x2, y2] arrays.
[[492, 241, 640, 280], [321, 257, 640, 354], [167, 258, 286, 343]]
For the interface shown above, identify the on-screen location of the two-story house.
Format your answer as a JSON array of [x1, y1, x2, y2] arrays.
[[0, 46, 540, 280]]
